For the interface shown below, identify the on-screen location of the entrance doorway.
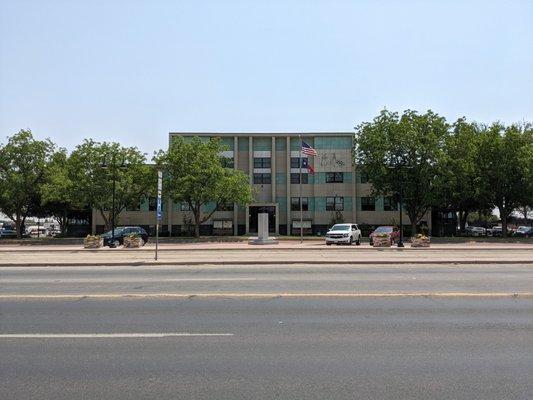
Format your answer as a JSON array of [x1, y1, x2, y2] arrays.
[[248, 205, 276, 233]]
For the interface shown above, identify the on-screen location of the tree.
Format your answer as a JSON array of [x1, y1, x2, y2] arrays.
[[354, 109, 448, 234], [437, 118, 489, 233], [40, 149, 77, 234], [154, 136, 253, 237], [67, 140, 155, 231], [0, 130, 55, 238], [477, 123, 533, 236]]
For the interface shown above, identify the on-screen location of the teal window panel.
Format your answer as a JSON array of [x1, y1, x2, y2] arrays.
[[344, 197, 353, 211], [314, 172, 325, 184], [308, 173, 315, 184], [343, 172, 353, 183], [202, 202, 216, 213], [356, 197, 362, 211], [276, 197, 287, 212], [253, 137, 271, 151], [219, 137, 234, 151], [276, 173, 286, 185], [238, 137, 249, 151], [290, 137, 314, 151], [375, 197, 384, 212], [314, 197, 326, 211], [314, 136, 352, 150], [308, 197, 315, 211], [275, 138, 286, 151]]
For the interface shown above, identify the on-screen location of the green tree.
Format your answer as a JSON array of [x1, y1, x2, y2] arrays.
[[154, 136, 253, 237], [354, 109, 448, 234], [437, 119, 489, 234], [40, 149, 77, 234], [477, 123, 533, 236], [67, 140, 155, 231], [0, 130, 55, 238]]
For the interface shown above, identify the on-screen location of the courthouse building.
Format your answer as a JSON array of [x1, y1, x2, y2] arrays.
[[93, 132, 431, 236]]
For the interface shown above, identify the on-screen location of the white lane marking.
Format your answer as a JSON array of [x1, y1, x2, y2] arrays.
[[0, 278, 258, 283], [0, 333, 233, 338]]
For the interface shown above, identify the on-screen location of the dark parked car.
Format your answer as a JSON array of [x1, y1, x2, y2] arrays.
[[0, 229, 18, 238], [513, 226, 533, 238], [102, 226, 149, 247], [368, 226, 400, 246]]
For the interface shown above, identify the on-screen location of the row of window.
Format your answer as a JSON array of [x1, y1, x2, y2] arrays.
[[129, 196, 397, 213], [254, 173, 345, 185]]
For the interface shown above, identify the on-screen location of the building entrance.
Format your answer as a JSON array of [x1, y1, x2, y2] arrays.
[[248, 205, 276, 234]]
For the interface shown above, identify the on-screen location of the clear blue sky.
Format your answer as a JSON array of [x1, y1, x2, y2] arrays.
[[1, 0, 531, 156]]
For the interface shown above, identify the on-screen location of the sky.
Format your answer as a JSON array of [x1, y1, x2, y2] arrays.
[[0, 0, 532, 157]]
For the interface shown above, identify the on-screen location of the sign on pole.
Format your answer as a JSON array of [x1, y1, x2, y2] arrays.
[[155, 170, 162, 261], [157, 171, 163, 221]]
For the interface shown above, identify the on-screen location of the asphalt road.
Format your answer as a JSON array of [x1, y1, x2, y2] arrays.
[[1, 297, 532, 400], [1, 264, 532, 399], [1, 263, 533, 296]]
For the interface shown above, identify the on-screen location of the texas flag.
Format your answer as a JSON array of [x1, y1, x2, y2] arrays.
[[301, 158, 315, 175]]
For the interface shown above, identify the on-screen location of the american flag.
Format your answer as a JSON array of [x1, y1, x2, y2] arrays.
[[301, 141, 317, 156]]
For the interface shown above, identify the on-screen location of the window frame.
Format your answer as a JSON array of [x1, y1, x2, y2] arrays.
[[326, 172, 343, 183], [253, 173, 272, 184], [361, 197, 375, 211], [291, 197, 309, 211], [326, 196, 344, 211], [253, 157, 271, 169], [290, 173, 308, 184]]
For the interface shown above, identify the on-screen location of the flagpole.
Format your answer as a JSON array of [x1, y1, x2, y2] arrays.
[[299, 134, 303, 244]]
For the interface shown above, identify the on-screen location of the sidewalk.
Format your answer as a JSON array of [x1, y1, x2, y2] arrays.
[[0, 243, 531, 266]]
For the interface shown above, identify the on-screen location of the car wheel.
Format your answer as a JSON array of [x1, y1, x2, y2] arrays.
[[140, 238, 146, 246], [356, 236, 361, 246], [326, 243, 331, 246], [113, 239, 120, 248], [349, 236, 353, 245]]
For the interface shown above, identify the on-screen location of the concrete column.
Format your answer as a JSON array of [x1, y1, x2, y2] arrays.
[[233, 136, 239, 236], [248, 136, 253, 185], [286, 136, 291, 235], [247, 136, 253, 234], [167, 197, 172, 236], [271, 136, 276, 203], [352, 170, 357, 224]]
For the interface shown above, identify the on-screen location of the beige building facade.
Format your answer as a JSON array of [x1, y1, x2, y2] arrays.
[[93, 132, 430, 236]]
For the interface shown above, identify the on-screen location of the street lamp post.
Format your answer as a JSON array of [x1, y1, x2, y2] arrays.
[[397, 178, 404, 247], [102, 152, 126, 248]]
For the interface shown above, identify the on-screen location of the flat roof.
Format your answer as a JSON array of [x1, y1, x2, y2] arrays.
[[169, 131, 353, 138]]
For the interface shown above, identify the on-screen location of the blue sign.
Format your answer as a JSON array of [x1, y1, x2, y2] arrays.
[[156, 197, 162, 220]]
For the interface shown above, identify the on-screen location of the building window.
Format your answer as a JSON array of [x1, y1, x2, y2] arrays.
[[290, 173, 308, 184], [326, 172, 343, 183], [290, 157, 308, 168], [180, 202, 190, 211], [221, 157, 234, 168], [253, 157, 271, 169], [383, 196, 398, 211], [217, 203, 234, 211], [326, 197, 344, 211], [361, 197, 375, 211], [360, 173, 369, 183], [148, 197, 163, 212], [291, 197, 308, 211], [253, 173, 271, 184]]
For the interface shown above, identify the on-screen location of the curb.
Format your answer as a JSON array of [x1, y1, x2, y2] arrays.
[[1, 247, 532, 253], [1, 260, 533, 267]]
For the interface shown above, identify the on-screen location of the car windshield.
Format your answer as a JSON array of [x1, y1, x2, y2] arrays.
[[375, 226, 393, 233], [104, 228, 124, 236], [330, 225, 350, 231]]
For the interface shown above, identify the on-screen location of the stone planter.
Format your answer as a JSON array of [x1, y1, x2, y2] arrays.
[[372, 235, 392, 247], [124, 235, 143, 248], [84, 236, 103, 249], [411, 236, 430, 247]]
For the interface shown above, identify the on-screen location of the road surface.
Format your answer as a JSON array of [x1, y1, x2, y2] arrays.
[[1, 263, 532, 399]]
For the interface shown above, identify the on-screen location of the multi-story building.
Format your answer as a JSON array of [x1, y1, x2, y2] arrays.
[[92, 132, 431, 236]]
